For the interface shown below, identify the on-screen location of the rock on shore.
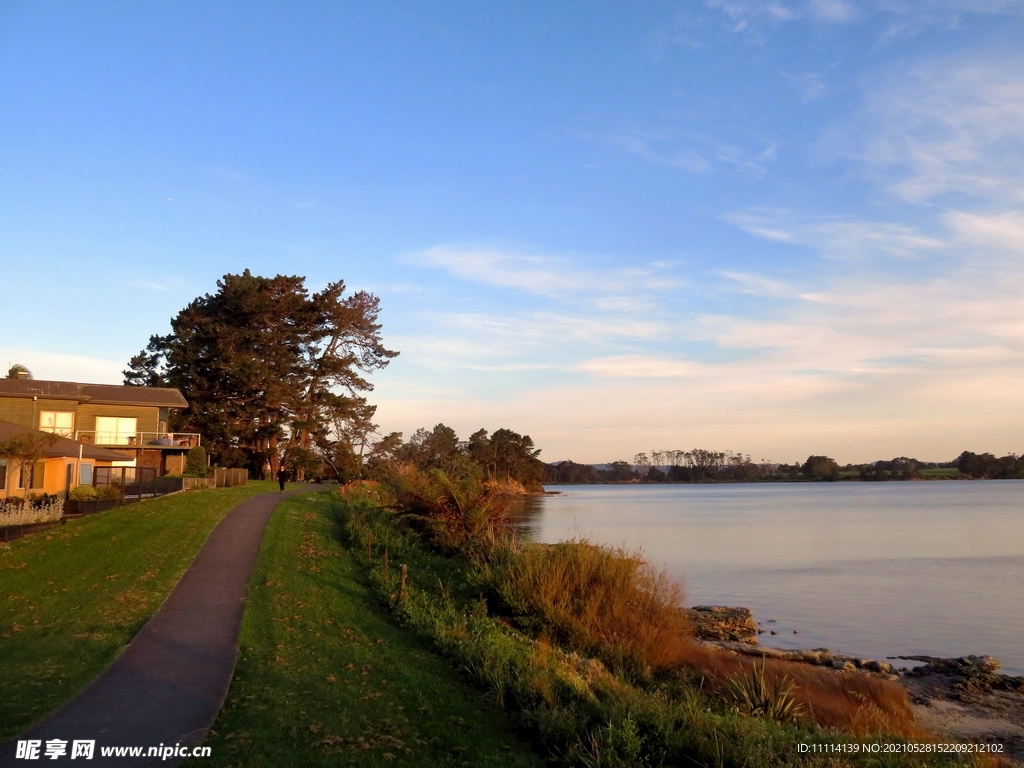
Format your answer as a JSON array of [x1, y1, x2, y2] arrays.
[[688, 605, 758, 643], [900, 655, 1024, 765]]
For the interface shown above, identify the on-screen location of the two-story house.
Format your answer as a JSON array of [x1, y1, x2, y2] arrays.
[[0, 374, 200, 497]]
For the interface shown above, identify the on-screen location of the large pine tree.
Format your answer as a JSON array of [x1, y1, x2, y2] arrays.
[[124, 270, 397, 477]]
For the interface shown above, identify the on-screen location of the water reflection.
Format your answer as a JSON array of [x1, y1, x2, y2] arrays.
[[510, 482, 1024, 675]]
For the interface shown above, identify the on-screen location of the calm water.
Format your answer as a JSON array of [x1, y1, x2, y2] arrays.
[[510, 482, 1024, 676]]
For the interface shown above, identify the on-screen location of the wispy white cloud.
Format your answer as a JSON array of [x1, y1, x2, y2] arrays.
[[577, 355, 709, 379], [831, 58, 1024, 202], [705, 209, 1024, 375], [723, 209, 946, 260], [411, 245, 683, 298], [603, 130, 776, 177], [609, 133, 712, 173], [413, 246, 594, 295], [716, 270, 797, 297], [704, 0, 858, 32], [707, 0, 798, 32], [873, 1, 1024, 41], [704, 0, 1021, 41], [945, 210, 1024, 254], [810, 0, 857, 22]]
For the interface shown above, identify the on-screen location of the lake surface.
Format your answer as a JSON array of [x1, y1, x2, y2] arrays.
[[510, 482, 1024, 676]]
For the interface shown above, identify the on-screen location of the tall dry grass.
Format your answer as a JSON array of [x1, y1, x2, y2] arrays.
[[489, 539, 919, 738], [673, 643, 919, 738], [488, 540, 693, 674], [334, 479, 392, 506]]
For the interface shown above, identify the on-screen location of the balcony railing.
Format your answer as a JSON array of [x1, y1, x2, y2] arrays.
[[74, 431, 201, 448]]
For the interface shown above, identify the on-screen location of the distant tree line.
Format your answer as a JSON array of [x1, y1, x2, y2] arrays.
[[366, 423, 545, 491], [545, 448, 1024, 484], [952, 451, 1024, 479]]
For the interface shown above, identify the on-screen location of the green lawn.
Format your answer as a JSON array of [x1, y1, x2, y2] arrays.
[[196, 492, 542, 768], [0, 481, 280, 741]]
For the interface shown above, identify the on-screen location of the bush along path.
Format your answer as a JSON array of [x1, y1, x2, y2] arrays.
[[0, 485, 301, 768], [193, 492, 542, 768], [334, 486, 985, 768]]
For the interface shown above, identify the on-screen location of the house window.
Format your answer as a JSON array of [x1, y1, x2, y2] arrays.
[[40, 411, 75, 437], [95, 417, 138, 445], [80, 462, 93, 486]]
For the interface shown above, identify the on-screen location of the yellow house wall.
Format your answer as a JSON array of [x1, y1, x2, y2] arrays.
[[0, 458, 105, 498]]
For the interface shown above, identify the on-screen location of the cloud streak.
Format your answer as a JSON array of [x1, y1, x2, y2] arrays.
[[833, 58, 1024, 203], [722, 210, 946, 260], [411, 245, 684, 298]]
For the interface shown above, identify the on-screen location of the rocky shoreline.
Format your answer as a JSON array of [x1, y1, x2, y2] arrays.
[[689, 605, 1024, 764]]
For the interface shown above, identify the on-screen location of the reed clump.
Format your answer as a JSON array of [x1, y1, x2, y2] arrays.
[[487, 541, 692, 675]]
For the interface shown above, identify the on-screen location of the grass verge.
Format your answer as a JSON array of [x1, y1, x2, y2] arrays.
[[195, 492, 543, 768], [0, 481, 279, 741]]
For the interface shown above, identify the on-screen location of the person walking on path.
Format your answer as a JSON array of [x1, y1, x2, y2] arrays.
[[277, 465, 288, 492]]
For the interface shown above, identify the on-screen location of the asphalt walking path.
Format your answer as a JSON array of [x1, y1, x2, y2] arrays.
[[0, 489, 304, 767]]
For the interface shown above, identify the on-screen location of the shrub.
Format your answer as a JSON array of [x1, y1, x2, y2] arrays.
[[486, 540, 692, 675], [335, 479, 393, 507], [395, 468, 514, 561], [96, 484, 124, 501], [184, 445, 207, 477], [1, 496, 63, 525], [725, 658, 803, 723], [69, 485, 100, 501]]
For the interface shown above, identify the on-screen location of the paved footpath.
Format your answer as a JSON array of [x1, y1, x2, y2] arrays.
[[1, 490, 303, 767]]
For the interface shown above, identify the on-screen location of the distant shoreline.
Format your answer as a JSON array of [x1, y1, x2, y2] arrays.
[[541, 474, 1011, 485]]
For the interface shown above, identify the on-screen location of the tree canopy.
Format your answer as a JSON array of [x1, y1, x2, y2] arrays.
[[365, 423, 545, 491], [5, 364, 31, 379], [124, 270, 397, 476], [0, 432, 56, 489]]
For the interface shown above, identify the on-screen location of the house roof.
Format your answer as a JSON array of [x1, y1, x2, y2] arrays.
[[0, 421, 129, 462], [0, 379, 188, 408]]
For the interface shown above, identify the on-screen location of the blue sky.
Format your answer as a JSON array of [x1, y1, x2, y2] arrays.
[[2, 1, 1023, 463]]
